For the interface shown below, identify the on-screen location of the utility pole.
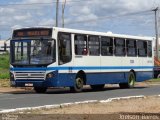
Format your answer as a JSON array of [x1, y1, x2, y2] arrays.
[[152, 7, 159, 59], [62, 0, 66, 28], [56, 0, 59, 27]]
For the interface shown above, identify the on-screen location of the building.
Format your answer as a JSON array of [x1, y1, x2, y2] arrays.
[[0, 40, 10, 53]]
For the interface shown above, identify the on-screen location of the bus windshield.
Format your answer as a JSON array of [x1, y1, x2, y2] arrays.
[[11, 39, 56, 66]]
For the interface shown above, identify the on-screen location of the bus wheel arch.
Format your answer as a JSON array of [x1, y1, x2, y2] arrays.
[[157, 73, 160, 78], [76, 70, 86, 85], [70, 70, 86, 92], [128, 70, 136, 88], [130, 69, 136, 81], [119, 70, 136, 89]]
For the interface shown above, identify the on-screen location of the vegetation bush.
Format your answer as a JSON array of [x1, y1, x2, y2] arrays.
[[0, 53, 9, 79]]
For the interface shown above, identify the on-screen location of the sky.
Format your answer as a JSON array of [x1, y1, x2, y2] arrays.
[[0, 0, 160, 40]]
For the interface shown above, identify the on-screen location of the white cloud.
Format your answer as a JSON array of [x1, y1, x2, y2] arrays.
[[78, 6, 91, 15], [21, 0, 53, 4], [0, 0, 160, 39], [38, 19, 55, 26], [13, 13, 31, 21], [0, 8, 15, 14], [11, 25, 22, 29]]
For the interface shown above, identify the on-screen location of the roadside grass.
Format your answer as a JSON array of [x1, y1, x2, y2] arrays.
[[0, 54, 9, 69], [0, 79, 10, 87], [0, 53, 10, 87], [0, 69, 9, 79], [0, 53, 9, 79]]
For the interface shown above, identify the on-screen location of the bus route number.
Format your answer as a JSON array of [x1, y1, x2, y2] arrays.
[[130, 60, 134, 63]]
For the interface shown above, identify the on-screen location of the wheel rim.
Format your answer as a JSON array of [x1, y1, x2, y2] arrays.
[[76, 78, 83, 89], [157, 74, 160, 78], [129, 74, 135, 86]]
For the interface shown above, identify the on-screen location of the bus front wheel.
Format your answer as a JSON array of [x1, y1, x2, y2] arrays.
[[119, 72, 135, 89], [34, 87, 47, 93], [70, 77, 84, 93]]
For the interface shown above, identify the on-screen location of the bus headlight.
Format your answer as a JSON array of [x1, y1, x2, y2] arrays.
[[46, 72, 55, 79]]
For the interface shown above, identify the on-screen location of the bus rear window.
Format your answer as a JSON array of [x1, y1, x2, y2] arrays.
[[147, 41, 152, 57]]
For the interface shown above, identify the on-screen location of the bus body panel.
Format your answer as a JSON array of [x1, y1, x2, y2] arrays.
[[10, 27, 154, 89], [135, 71, 153, 82], [11, 70, 153, 87]]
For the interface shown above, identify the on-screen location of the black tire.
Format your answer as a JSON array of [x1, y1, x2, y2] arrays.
[[70, 77, 84, 93], [90, 84, 105, 91], [119, 72, 135, 89], [157, 73, 160, 79], [34, 87, 47, 93], [119, 83, 128, 89]]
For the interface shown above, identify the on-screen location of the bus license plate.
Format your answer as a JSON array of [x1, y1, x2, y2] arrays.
[[25, 83, 33, 87]]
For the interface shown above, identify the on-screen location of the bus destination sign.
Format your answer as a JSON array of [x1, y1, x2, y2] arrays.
[[13, 28, 52, 38]]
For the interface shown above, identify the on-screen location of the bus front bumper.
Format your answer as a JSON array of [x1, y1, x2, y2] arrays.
[[10, 80, 54, 88]]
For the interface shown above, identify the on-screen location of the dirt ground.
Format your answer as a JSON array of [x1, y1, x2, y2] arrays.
[[4, 96, 160, 120], [12, 96, 159, 114]]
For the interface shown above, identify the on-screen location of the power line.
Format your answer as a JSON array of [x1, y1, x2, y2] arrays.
[[0, 9, 154, 29], [0, 2, 53, 6], [0, 0, 91, 7], [0, 8, 156, 33], [65, 9, 153, 25]]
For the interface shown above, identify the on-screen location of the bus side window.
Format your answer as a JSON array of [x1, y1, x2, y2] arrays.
[[114, 38, 125, 56], [101, 37, 113, 56], [147, 41, 152, 57], [58, 32, 72, 65], [88, 36, 100, 56], [126, 39, 137, 57], [137, 40, 147, 57], [74, 34, 87, 55]]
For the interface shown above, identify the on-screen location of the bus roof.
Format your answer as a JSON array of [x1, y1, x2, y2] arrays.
[[54, 27, 154, 41], [13, 26, 154, 41]]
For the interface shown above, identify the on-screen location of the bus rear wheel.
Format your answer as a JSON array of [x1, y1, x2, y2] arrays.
[[34, 87, 47, 93], [157, 73, 160, 78], [90, 84, 105, 91], [119, 72, 135, 89], [70, 77, 84, 93]]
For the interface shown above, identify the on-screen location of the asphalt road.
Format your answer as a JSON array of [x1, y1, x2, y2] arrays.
[[0, 85, 160, 111]]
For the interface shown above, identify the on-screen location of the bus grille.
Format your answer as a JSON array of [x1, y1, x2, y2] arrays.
[[14, 71, 45, 80]]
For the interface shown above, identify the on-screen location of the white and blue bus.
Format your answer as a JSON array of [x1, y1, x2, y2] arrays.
[[10, 27, 154, 93]]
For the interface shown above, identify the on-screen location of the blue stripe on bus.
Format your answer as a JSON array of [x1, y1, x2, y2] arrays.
[[10, 67, 47, 71], [48, 66, 153, 70], [10, 66, 153, 71]]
